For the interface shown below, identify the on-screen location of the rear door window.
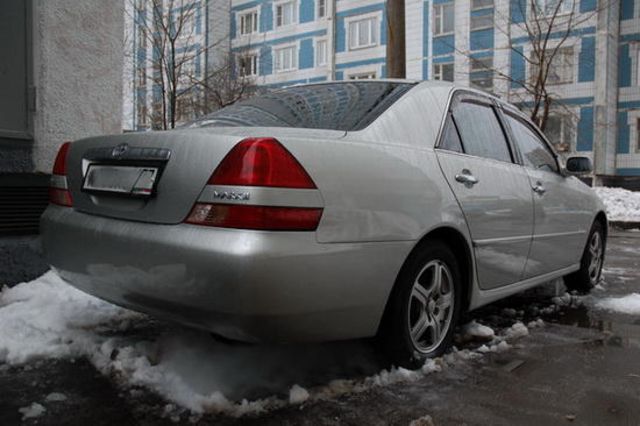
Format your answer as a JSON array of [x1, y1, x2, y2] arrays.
[[505, 114, 559, 173], [452, 101, 513, 163], [438, 115, 464, 153]]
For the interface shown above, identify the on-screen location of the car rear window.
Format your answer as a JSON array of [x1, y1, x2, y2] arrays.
[[190, 82, 415, 131]]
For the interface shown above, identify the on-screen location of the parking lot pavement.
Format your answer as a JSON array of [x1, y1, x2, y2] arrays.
[[1, 230, 638, 425]]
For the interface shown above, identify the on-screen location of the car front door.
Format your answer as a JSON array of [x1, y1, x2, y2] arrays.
[[502, 112, 592, 278], [435, 93, 534, 290]]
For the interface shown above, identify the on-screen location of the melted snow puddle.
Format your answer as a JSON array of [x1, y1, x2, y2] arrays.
[[0, 271, 536, 417]]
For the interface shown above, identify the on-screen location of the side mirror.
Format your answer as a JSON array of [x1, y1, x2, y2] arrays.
[[565, 156, 592, 175]]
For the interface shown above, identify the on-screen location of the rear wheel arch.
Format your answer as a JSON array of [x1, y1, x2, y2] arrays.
[[382, 227, 474, 323]]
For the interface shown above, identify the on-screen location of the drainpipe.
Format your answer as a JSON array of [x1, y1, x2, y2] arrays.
[[327, 0, 336, 80]]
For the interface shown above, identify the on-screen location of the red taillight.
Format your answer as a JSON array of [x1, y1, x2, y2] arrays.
[[209, 137, 317, 189], [49, 142, 73, 207], [185, 204, 323, 231], [52, 142, 71, 175], [187, 138, 322, 231]]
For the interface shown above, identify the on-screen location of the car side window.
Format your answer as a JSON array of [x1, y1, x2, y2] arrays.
[[438, 115, 464, 153], [452, 101, 513, 163], [505, 114, 559, 173]]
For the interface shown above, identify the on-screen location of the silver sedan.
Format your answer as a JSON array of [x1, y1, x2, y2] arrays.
[[41, 81, 607, 367]]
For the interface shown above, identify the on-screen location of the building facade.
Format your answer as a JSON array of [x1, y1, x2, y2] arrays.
[[228, 0, 640, 180]]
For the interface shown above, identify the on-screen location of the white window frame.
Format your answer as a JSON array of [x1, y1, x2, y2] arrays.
[[315, 38, 328, 66], [317, 0, 326, 19], [238, 8, 259, 36], [433, 61, 454, 81], [433, 2, 454, 36], [274, 0, 297, 28], [273, 43, 298, 73], [237, 51, 259, 77], [535, 0, 575, 16], [470, 13, 494, 31], [529, 46, 579, 86], [544, 111, 576, 152], [471, 0, 494, 10], [346, 13, 380, 51], [348, 71, 377, 80]]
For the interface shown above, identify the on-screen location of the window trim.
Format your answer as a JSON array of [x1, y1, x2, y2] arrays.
[[469, 12, 494, 31], [273, 43, 298, 73], [238, 8, 259, 36], [529, 46, 575, 85], [317, 0, 327, 19], [346, 13, 380, 51], [433, 2, 454, 36], [274, 0, 297, 28], [237, 51, 259, 77], [315, 38, 328, 66], [433, 61, 454, 82]]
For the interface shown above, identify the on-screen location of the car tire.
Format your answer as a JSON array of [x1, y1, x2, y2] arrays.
[[378, 240, 462, 369], [564, 221, 605, 293]]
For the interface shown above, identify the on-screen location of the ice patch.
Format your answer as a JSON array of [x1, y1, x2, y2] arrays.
[[593, 187, 640, 222], [45, 392, 68, 402], [597, 293, 640, 315], [19, 402, 46, 420]]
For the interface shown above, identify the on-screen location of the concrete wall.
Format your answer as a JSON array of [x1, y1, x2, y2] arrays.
[[32, 0, 124, 173]]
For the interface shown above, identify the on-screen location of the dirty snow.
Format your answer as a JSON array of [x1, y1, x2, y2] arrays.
[[593, 187, 640, 222], [597, 293, 640, 315], [0, 272, 536, 416], [19, 402, 46, 420], [461, 320, 495, 341]]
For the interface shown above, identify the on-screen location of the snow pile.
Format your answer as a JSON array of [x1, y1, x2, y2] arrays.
[[460, 320, 495, 341], [597, 293, 640, 315], [0, 271, 538, 417], [19, 403, 46, 420], [593, 187, 640, 222]]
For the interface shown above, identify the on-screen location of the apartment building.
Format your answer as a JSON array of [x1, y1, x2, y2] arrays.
[[228, 0, 640, 182]]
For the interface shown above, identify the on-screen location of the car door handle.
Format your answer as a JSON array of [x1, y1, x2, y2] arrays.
[[455, 170, 479, 186], [532, 182, 546, 194]]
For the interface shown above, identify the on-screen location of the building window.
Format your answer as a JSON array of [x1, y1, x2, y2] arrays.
[[238, 53, 258, 76], [349, 72, 376, 80], [433, 62, 454, 81], [317, 0, 326, 19], [239, 10, 258, 35], [274, 45, 297, 72], [348, 16, 378, 50], [316, 39, 327, 66], [137, 66, 147, 86], [434, 3, 454, 36], [531, 47, 574, 85], [275, 1, 296, 27], [535, 0, 575, 15], [636, 118, 640, 152], [471, 0, 493, 9], [470, 56, 493, 89], [470, 13, 494, 30], [544, 113, 575, 152], [137, 101, 147, 126]]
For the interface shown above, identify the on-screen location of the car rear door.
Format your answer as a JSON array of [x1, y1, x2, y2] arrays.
[[501, 111, 592, 278], [435, 92, 534, 290]]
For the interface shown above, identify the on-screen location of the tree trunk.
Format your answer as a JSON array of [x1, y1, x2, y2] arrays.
[[386, 0, 406, 78]]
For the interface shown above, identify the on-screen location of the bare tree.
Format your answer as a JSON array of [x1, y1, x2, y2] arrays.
[[453, 0, 608, 140], [127, 0, 255, 130]]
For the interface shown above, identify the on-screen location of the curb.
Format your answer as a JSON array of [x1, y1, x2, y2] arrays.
[[610, 221, 640, 230]]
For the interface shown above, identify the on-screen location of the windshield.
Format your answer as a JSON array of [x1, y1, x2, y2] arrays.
[[190, 82, 415, 131]]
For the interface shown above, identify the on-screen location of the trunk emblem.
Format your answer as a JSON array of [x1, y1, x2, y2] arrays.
[[112, 143, 129, 158], [212, 190, 250, 201]]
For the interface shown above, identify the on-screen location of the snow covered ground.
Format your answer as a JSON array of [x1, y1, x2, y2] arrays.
[[597, 293, 640, 315], [0, 271, 539, 418], [593, 187, 640, 222]]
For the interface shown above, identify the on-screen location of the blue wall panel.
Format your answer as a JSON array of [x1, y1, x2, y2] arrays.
[[336, 17, 345, 52], [422, 1, 430, 79], [578, 36, 595, 82], [260, 46, 272, 76], [619, 44, 631, 87], [510, 46, 525, 88], [300, 0, 315, 23], [576, 107, 594, 151], [510, 0, 526, 23], [620, 0, 634, 19], [299, 38, 314, 69], [335, 70, 344, 80], [261, 2, 273, 32], [470, 28, 494, 51], [617, 111, 630, 154], [580, 0, 597, 12], [433, 34, 455, 55]]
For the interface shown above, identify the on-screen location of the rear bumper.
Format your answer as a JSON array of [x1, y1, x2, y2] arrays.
[[40, 206, 413, 342]]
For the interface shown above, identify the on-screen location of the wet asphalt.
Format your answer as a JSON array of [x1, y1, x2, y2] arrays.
[[1, 230, 638, 426]]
